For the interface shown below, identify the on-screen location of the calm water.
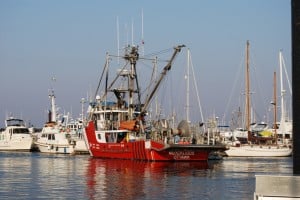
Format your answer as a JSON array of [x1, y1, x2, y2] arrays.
[[0, 152, 292, 200]]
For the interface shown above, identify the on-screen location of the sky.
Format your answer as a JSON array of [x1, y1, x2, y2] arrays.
[[0, 0, 292, 127]]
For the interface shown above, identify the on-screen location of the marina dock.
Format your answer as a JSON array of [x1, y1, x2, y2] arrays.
[[254, 175, 300, 199]]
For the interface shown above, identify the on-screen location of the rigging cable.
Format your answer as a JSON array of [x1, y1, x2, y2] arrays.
[[94, 53, 110, 101]]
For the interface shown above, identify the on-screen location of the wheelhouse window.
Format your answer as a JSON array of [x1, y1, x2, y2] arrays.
[[105, 132, 122, 143], [48, 134, 55, 140], [6, 119, 25, 127], [112, 113, 119, 121], [105, 113, 111, 121], [13, 128, 30, 134]]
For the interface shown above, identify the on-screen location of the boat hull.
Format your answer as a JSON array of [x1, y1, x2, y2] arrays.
[[225, 145, 292, 157], [0, 137, 33, 151], [73, 140, 89, 154], [88, 141, 215, 161], [85, 121, 227, 161], [35, 142, 75, 154]]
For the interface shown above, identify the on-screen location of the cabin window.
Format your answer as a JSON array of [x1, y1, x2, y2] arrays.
[[97, 134, 101, 140], [117, 132, 127, 143], [105, 133, 109, 142], [48, 134, 55, 140], [112, 113, 119, 121], [105, 132, 119, 142], [13, 128, 29, 134], [105, 114, 111, 121]]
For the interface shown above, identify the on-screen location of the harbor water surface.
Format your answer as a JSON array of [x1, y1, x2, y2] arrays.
[[0, 152, 292, 199]]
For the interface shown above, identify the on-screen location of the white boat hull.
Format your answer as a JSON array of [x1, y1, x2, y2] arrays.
[[225, 145, 292, 157], [73, 140, 88, 154], [35, 142, 75, 154], [0, 136, 33, 151]]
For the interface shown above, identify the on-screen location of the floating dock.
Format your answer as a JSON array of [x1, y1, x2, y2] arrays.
[[254, 175, 300, 199]]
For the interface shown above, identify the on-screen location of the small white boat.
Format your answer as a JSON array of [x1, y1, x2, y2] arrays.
[[34, 122, 75, 154], [0, 117, 34, 151], [225, 144, 292, 157], [34, 88, 75, 154]]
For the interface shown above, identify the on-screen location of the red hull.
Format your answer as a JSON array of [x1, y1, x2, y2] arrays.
[[85, 121, 226, 161]]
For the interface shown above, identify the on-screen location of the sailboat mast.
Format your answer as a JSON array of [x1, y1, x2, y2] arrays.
[[273, 71, 278, 144], [279, 50, 285, 123], [245, 41, 251, 136], [186, 49, 190, 123]]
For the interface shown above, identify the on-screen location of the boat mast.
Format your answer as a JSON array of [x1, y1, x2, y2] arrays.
[[186, 49, 190, 123], [49, 89, 56, 122], [153, 57, 158, 118], [273, 71, 278, 144], [49, 77, 57, 123], [279, 50, 285, 124], [245, 40, 251, 140], [124, 46, 140, 119]]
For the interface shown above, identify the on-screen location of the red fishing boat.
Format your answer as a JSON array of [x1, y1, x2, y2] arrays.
[[84, 45, 227, 161]]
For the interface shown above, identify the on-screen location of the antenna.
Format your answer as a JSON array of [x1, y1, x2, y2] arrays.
[[141, 9, 145, 56], [125, 23, 129, 47], [117, 16, 120, 64], [131, 18, 134, 46]]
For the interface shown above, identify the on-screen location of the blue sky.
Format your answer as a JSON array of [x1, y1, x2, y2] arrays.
[[0, 0, 291, 127]]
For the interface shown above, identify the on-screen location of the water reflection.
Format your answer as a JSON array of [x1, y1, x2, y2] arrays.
[[0, 152, 90, 199], [220, 157, 293, 178], [0, 152, 292, 200], [85, 158, 215, 200], [0, 152, 34, 199]]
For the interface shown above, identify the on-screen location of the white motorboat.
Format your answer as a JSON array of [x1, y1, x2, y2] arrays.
[[34, 89, 75, 154], [0, 117, 34, 151], [34, 122, 75, 154]]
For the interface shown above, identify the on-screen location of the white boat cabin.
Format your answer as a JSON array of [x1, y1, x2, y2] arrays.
[[1, 118, 31, 140]]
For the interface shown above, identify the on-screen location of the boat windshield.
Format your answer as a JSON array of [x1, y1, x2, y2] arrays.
[[252, 123, 267, 131], [13, 128, 30, 134], [6, 119, 25, 127]]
